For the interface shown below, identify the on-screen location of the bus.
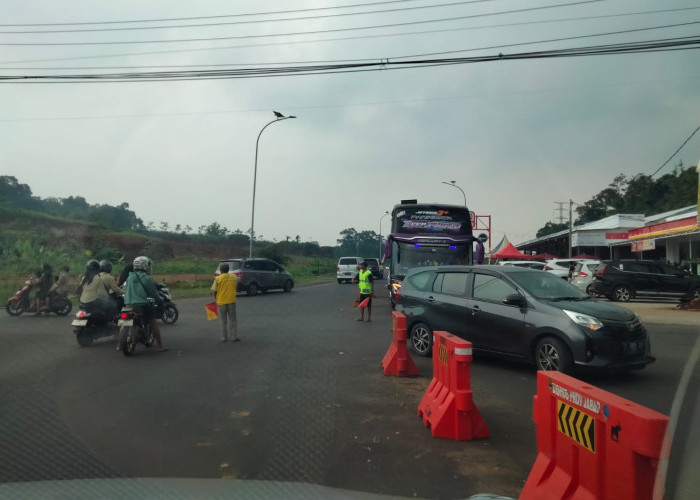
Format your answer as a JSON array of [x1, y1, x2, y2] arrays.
[[384, 202, 485, 307]]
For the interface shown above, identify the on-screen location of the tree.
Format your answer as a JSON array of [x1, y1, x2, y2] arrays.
[[160, 222, 170, 232], [536, 222, 568, 238]]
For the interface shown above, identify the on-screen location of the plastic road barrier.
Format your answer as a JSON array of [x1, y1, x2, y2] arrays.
[[520, 371, 669, 500], [381, 311, 419, 377], [417, 331, 489, 440]]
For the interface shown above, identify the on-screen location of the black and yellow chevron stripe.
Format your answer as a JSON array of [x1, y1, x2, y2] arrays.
[[556, 400, 595, 453]]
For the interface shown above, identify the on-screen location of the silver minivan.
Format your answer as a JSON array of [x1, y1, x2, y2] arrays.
[[337, 256, 363, 284], [215, 258, 294, 296]]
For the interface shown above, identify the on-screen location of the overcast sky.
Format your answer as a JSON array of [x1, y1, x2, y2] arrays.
[[1, 0, 699, 249]]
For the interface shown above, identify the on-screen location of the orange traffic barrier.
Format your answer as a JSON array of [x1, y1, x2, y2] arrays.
[[417, 331, 489, 440], [521, 371, 669, 500], [381, 311, 419, 377]]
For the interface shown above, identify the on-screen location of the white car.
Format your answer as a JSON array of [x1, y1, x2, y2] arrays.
[[336, 256, 363, 284], [570, 260, 602, 295], [498, 260, 546, 270], [545, 259, 585, 279]]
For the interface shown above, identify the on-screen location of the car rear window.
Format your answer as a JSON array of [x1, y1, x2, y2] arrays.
[[473, 273, 517, 301], [339, 258, 358, 265], [434, 272, 468, 296], [219, 261, 242, 271], [407, 271, 434, 291]]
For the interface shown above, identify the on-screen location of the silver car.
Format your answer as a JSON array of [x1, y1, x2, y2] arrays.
[[215, 258, 294, 296], [570, 260, 602, 295]]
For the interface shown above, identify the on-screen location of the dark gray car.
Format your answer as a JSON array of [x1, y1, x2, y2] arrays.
[[216, 258, 294, 296], [395, 265, 654, 374]]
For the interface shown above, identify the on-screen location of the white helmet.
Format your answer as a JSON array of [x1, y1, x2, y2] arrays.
[[133, 256, 152, 274]]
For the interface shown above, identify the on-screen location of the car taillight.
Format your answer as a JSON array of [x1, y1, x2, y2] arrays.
[[545, 266, 553, 271], [578, 271, 588, 277], [120, 312, 128, 320], [78, 311, 85, 318], [234, 271, 243, 277], [596, 265, 606, 275]]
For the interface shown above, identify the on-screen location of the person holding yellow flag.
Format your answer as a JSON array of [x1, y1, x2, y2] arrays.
[[211, 264, 239, 342]]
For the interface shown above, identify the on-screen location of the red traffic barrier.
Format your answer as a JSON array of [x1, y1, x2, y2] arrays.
[[381, 312, 419, 377], [417, 331, 489, 440], [520, 371, 669, 500]]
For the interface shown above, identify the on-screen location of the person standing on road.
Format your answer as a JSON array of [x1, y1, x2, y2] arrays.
[[211, 263, 239, 342], [353, 261, 374, 322]]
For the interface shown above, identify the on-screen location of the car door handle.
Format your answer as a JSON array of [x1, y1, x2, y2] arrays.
[[426, 295, 435, 302], [471, 305, 481, 315]]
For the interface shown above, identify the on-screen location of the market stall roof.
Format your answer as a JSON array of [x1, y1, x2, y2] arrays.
[[491, 242, 530, 260], [530, 253, 559, 262], [572, 253, 597, 260]]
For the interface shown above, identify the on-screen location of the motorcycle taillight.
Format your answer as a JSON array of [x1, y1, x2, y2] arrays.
[[78, 311, 85, 318], [120, 312, 128, 320]]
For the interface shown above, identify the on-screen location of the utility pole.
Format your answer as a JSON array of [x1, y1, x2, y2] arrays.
[[568, 199, 573, 258]]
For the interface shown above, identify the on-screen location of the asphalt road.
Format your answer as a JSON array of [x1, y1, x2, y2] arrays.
[[0, 284, 697, 499]]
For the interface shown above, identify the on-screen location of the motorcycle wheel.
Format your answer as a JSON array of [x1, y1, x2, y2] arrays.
[[162, 304, 179, 324], [120, 326, 136, 357], [75, 327, 94, 347], [6, 300, 24, 316], [54, 300, 73, 316]]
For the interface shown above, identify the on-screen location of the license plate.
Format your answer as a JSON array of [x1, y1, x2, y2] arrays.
[[344, 272, 352, 276], [118, 319, 133, 327], [71, 320, 88, 326], [624, 341, 644, 353]]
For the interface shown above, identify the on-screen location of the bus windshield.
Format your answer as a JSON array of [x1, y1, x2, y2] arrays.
[[391, 241, 470, 278]]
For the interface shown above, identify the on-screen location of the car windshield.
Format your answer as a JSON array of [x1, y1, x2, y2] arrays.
[[508, 271, 589, 300]]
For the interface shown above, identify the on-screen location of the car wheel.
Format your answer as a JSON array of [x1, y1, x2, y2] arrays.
[[585, 284, 594, 297], [535, 337, 574, 374], [691, 287, 700, 300], [337, 279, 342, 284], [247, 282, 259, 296], [283, 280, 293, 292], [410, 322, 433, 357], [613, 285, 632, 302]]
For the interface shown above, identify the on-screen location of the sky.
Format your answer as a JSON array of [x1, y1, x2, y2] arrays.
[[1, 0, 699, 248]]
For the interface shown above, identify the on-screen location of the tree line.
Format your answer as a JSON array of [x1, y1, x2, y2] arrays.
[[536, 162, 697, 238]]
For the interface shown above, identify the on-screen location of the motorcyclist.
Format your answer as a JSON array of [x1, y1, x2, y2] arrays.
[[123, 256, 167, 352], [78, 260, 117, 318], [99, 260, 125, 311]]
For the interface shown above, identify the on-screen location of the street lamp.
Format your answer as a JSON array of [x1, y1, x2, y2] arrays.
[[249, 111, 297, 258], [441, 180, 466, 206], [379, 211, 390, 260]]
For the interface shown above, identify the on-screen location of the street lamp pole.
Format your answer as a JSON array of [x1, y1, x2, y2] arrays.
[[441, 180, 466, 206], [379, 211, 389, 260], [249, 111, 296, 258]]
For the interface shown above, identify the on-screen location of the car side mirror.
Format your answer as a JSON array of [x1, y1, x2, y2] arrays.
[[503, 293, 527, 308]]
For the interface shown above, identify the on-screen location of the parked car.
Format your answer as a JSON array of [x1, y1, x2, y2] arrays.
[[215, 258, 294, 296], [570, 260, 602, 295], [363, 258, 383, 279], [545, 258, 585, 279], [336, 256, 363, 283], [591, 259, 700, 302], [498, 260, 546, 270], [395, 265, 654, 374]]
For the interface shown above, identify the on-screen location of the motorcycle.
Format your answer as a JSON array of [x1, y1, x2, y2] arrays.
[[71, 304, 119, 347], [6, 279, 73, 317], [154, 283, 178, 324], [117, 304, 156, 357]]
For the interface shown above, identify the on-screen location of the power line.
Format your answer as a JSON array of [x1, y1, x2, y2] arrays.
[[0, 1, 604, 46], [0, 0, 425, 26], [2, 5, 694, 67], [650, 125, 700, 177], [1, 36, 698, 83], [0, 1, 499, 35]]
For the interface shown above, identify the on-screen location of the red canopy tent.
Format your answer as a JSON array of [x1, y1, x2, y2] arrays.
[[490, 242, 530, 260], [572, 253, 597, 260]]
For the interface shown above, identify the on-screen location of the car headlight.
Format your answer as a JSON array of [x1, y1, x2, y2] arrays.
[[563, 309, 603, 331]]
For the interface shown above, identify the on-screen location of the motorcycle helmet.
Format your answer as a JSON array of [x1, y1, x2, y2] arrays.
[[133, 255, 152, 274], [99, 260, 113, 273], [86, 260, 100, 271]]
